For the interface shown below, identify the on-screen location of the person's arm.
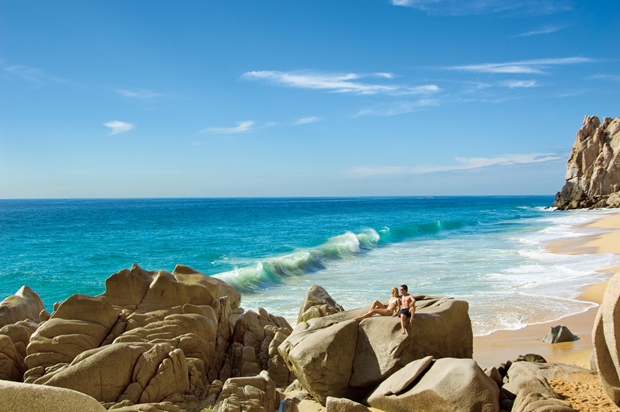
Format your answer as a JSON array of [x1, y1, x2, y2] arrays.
[[393, 298, 401, 316], [410, 297, 416, 315]]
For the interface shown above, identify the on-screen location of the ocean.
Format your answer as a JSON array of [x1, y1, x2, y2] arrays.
[[1, 196, 618, 336]]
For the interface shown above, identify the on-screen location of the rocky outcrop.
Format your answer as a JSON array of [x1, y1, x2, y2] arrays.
[[21, 263, 241, 404], [0, 264, 305, 411], [554, 115, 620, 209], [278, 295, 473, 404], [366, 357, 499, 412], [592, 270, 620, 405], [297, 284, 344, 324]]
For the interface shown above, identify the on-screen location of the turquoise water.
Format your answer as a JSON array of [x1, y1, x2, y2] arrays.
[[1, 196, 618, 335]]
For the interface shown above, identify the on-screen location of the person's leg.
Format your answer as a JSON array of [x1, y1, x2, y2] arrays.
[[356, 307, 391, 320], [400, 313, 407, 334], [371, 300, 386, 310], [373, 308, 391, 316]]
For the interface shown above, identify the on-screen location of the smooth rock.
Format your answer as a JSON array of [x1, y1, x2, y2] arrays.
[[279, 294, 472, 404], [0, 286, 45, 328], [366, 357, 499, 412], [592, 270, 620, 404], [0, 379, 107, 412], [326, 396, 372, 412], [542, 326, 576, 344]]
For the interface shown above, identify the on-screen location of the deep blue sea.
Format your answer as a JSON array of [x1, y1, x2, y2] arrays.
[[1, 196, 619, 336]]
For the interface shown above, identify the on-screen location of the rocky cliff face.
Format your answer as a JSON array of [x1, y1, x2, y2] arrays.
[[554, 115, 620, 210]]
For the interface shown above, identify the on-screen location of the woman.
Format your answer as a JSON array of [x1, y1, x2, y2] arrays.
[[355, 287, 401, 321]]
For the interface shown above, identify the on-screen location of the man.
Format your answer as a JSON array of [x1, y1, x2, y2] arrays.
[[399, 284, 415, 335]]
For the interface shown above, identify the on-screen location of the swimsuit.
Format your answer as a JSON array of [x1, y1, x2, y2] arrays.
[[389, 298, 398, 307], [400, 308, 411, 317]]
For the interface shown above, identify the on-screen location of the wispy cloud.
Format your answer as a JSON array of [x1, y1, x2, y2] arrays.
[[448, 57, 592, 74], [293, 116, 320, 125], [104, 121, 136, 135], [4, 64, 69, 85], [514, 24, 567, 38], [346, 153, 561, 178], [356, 99, 440, 116], [391, 0, 573, 16], [243, 70, 439, 96], [589, 74, 620, 82], [500, 80, 538, 88], [115, 88, 162, 99], [202, 120, 254, 134]]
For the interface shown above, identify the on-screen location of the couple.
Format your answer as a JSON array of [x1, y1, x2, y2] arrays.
[[355, 284, 415, 335]]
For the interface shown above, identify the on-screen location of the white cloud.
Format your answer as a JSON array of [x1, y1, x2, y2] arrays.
[[293, 116, 320, 125], [356, 99, 440, 116], [115, 88, 162, 99], [345, 153, 561, 178], [5, 64, 69, 85], [514, 24, 567, 38], [243, 70, 439, 96], [448, 57, 591, 74], [203, 120, 254, 134], [391, 0, 573, 16], [104, 121, 136, 135], [500, 80, 538, 88], [589, 74, 620, 82]]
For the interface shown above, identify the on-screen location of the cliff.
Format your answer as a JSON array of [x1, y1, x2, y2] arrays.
[[554, 115, 620, 210]]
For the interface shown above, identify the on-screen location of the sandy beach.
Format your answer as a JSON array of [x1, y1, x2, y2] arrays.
[[473, 210, 620, 411], [473, 211, 620, 369]]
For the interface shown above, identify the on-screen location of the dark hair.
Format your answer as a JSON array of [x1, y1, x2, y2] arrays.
[[400, 284, 408, 292]]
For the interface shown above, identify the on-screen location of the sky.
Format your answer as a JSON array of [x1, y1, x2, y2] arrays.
[[1, 0, 619, 198]]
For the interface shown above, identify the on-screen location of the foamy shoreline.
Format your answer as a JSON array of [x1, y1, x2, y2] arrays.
[[473, 209, 620, 369]]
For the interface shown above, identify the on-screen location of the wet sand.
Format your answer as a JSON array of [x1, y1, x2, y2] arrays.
[[473, 211, 620, 369]]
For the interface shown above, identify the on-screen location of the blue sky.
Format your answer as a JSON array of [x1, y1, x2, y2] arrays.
[[1, 0, 619, 198]]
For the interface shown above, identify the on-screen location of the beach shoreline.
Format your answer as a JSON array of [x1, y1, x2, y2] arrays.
[[473, 210, 620, 369]]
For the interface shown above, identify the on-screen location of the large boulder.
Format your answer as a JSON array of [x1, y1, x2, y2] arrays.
[[554, 115, 620, 209], [366, 357, 499, 412], [0, 379, 107, 412], [592, 271, 620, 405], [0, 286, 47, 327], [279, 295, 473, 404], [297, 284, 344, 323]]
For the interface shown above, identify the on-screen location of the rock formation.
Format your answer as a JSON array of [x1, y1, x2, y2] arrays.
[[297, 284, 344, 323], [0, 264, 294, 411], [501, 361, 590, 412], [279, 295, 473, 404], [0, 285, 48, 328], [554, 115, 620, 209], [592, 270, 620, 405], [366, 357, 499, 412], [3, 270, 590, 411], [542, 325, 577, 344]]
